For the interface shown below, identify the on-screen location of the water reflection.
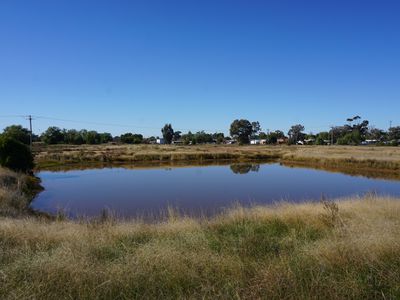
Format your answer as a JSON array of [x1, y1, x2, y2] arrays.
[[230, 164, 260, 174], [31, 162, 400, 219], [36, 160, 400, 181]]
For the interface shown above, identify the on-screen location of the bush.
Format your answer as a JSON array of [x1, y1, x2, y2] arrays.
[[0, 137, 34, 172], [2, 125, 30, 145], [337, 131, 361, 145]]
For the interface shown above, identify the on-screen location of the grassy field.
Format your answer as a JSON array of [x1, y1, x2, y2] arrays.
[[1, 195, 399, 299], [34, 144, 400, 174], [1, 167, 400, 299]]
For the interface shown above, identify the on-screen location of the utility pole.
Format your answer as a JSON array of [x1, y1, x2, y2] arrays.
[[390, 120, 392, 129], [27, 115, 33, 150], [330, 125, 334, 146]]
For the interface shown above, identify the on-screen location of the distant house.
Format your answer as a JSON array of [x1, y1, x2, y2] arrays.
[[304, 138, 315, 145], [362, 139, 378, 145], [250, 139, 260, 145], [156, 138, 165, 144], [251, 139, 267, 145]]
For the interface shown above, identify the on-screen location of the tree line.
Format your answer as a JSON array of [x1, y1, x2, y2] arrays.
[[0, 116, 399, 172], [1, 117, 400, 148], [229, 117, 400, 146]]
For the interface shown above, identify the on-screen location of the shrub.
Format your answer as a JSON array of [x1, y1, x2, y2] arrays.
[[2, 125, 30, 145], [0, 137, 34, 172]]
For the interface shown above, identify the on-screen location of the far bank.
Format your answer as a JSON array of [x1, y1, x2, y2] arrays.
[[34, 144, 400, 176]]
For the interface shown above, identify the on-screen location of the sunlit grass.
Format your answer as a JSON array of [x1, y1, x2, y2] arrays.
[[1, 192, 400, 298]]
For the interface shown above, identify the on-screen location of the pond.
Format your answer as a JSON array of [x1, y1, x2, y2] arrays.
[[31, 162, 400, 219]]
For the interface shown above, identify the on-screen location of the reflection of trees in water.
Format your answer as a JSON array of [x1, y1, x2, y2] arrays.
[[230, 164, 260, 174]]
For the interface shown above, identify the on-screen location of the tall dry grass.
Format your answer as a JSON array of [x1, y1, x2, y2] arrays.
[[0, 168, 42, 217], [34, 144, 283, 168], [1, 194, 399, 299]]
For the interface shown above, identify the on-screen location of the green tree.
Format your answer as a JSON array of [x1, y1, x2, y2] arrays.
[[265, 130, 286, 144], [120, 133, 134, 144], [0, 137, 34, 172], [388, 126, 400, 141], [230, 119, 254, 145], [212, 132, 225, 144], [64, 129, 84, 145], [85, 131, 101, 144], [337, 131, 362, 145], [366, 128, 386, 141], [99, 133, 113, 144], [315, 131, 329, 145], [251, 121, 261, 139], [182, 131, 194, 145], [2, 125, 31, 145], [132, 134, 143, 144], [173, 131, 182, 142], [161, 124, 174, 144], [258, 132, 268, 139], [266, 132, 278, 144], [120, 133, 143, 144], [288, 124, 305, 144], [194, 131, 213, 144], [41, 127, 65, 144]]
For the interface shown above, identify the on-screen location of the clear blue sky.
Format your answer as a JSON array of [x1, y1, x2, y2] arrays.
[[1, 0, 399, 136]]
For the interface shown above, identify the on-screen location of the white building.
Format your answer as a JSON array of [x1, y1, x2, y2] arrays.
[[250, 139, 267, 145], [156, 138, 165, 144]]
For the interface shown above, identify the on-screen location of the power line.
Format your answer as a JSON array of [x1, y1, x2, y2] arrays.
[[1, 114, 222, 134], [0, 115, 27, 118]]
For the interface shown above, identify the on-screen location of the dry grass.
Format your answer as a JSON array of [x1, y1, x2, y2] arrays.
[[1, 192, 400, 299], [0, 168, 42, 217], [282, 145, 400, 171], [33, 144, 283, 168]]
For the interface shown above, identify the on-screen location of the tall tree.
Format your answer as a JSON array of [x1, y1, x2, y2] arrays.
[[230, 119, 254, 145], [389, 126, 400, 141], [251, 121, 261, 139], [173, 131, 182, 142], [212, 132, 225, 144], [41, 127, 65, 144], [366, 128, 386, 141], [288, 124, 305, 144], [161, 124, 174, 144]]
